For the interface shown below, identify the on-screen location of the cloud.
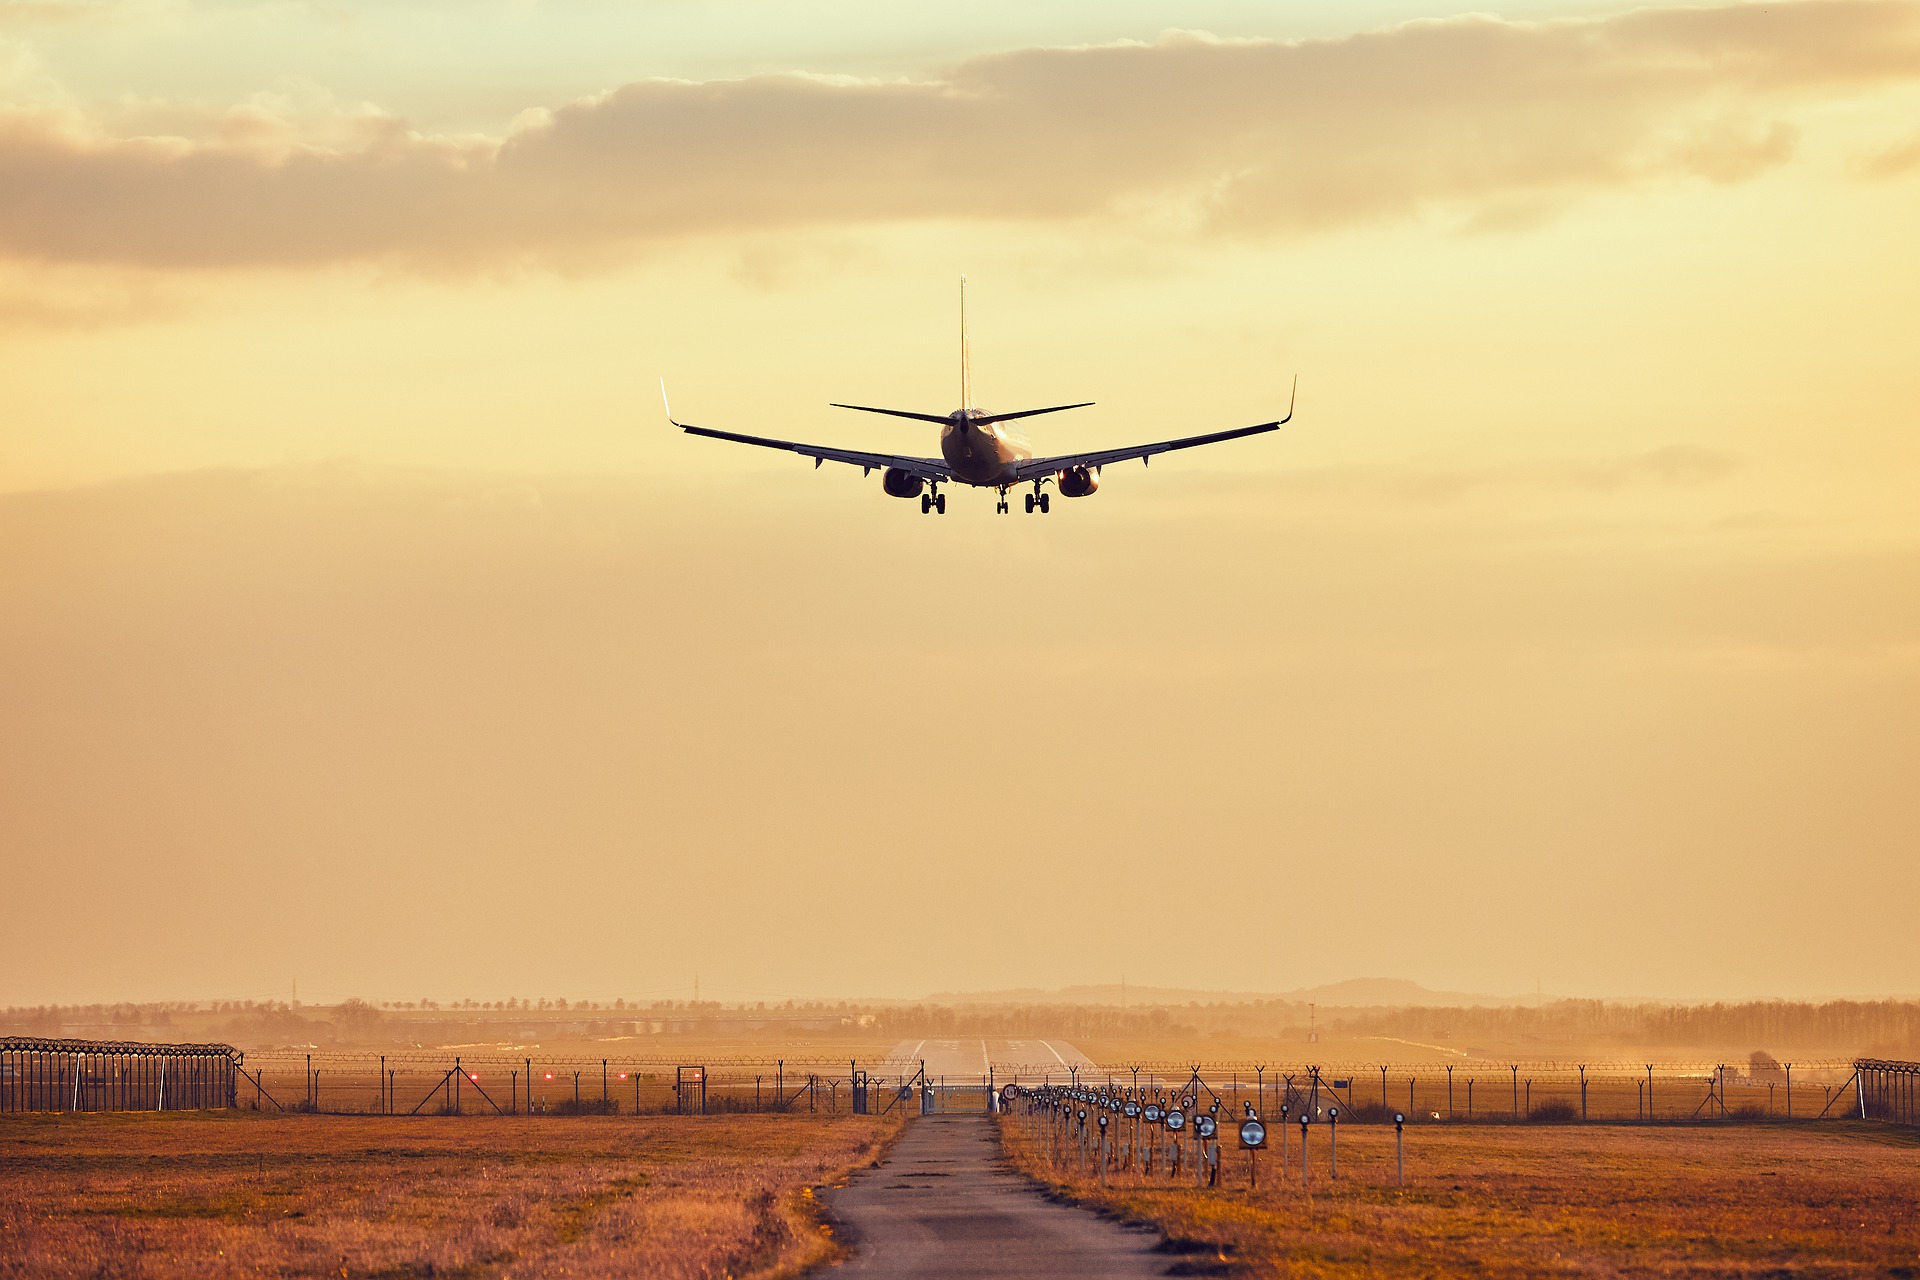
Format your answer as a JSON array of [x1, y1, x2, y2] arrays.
[[1859, 127, 1920, 177], [0, 0, 1916, 269]]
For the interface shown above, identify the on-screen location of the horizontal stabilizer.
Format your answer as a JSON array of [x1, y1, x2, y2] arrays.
[[830, 403, 954, 425], [972, 401, 1094, 426], [830, 400, 1094, 426]]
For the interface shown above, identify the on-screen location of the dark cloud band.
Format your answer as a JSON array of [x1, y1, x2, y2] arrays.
[[1, 0, 1916, 268]]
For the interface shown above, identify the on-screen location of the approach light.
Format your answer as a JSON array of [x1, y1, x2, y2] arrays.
[[1196, 1115, 1217, 1139], [1239, 1118, 1267, 1149], [1166, 1109, 1186, 1132]]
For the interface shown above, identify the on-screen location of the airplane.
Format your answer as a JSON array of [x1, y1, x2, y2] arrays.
[[663, 278, 1296, 515]]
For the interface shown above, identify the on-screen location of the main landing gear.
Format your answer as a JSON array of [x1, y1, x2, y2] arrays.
[[920, 490, 947, 515], [1024, 485, 1051, 514]]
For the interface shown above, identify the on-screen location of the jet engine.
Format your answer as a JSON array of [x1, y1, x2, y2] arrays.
[[881, 468, 925, 499], [1057, 466, 1100, 498]]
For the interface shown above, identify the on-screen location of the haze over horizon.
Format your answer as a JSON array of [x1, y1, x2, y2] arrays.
[[2, 0, 1915, 1010]]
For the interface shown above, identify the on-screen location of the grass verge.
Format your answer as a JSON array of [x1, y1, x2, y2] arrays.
[[0, 1109, 901, 1279], [999, 1113, 1920, 1277]]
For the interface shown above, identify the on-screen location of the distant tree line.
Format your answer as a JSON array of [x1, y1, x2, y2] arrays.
[[6, 996, 1915, 1057], [1324, 999, 1920, 1055]]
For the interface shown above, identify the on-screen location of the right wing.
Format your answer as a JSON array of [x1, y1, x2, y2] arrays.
[[1011, 378, 1295, 481], [665, 382, 951, 480]]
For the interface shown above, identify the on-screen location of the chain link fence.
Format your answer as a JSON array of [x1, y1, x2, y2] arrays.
[[994, 1059, 1862, 1124], [2, 1038, 1878, 1124]]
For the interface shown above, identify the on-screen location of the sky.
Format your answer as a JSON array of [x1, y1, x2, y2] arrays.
[[1, 0, 1916, 1007]]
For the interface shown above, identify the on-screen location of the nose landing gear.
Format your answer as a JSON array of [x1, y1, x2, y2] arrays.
[[997, 488, 1011, 515]]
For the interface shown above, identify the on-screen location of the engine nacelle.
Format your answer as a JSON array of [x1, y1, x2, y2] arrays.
[[881, 468, 925, 499], [1057, 466, 1100, 498]]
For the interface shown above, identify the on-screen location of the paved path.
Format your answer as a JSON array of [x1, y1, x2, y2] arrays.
[[826, 1113, 1167, 1278]]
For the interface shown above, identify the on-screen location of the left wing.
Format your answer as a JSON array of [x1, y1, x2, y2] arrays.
[[665, 382, 951, 480], [1011, 378, 1295, 481]]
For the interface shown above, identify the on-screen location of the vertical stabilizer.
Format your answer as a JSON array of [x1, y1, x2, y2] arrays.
[[959, 274, 972, 412]]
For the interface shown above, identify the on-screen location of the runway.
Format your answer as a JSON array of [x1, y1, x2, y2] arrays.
[[877, 1039, 1097, 1083], [825, 1113, 1164, 1279]]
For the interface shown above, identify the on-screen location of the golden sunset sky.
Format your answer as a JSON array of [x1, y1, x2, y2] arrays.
[[1, 0, 1916, 1006]]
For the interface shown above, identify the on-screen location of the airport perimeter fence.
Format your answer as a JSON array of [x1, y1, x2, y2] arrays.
[[4, 1037, 1904, 1127], [996, 1059, 1876, 1125], [225, 1051, 952, 1116], [1857, 1059, 1919, 1126]]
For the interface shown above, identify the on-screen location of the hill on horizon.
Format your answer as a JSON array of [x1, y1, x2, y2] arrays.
[[920, 977, 1545, 1009]]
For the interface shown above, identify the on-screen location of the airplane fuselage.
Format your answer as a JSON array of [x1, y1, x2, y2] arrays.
[[940, 409, 1032, 487]]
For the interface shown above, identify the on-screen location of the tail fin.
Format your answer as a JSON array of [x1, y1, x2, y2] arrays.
[[960, 274, 972, 413]]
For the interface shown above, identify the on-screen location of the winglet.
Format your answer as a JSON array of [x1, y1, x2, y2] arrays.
[[1279, 375, 1298, 426], [664, 376, 695, 429]]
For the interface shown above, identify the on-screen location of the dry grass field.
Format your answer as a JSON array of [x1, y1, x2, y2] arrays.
[[1001, 1115, 1920, 1277], [0, 1110, 900, 1279]]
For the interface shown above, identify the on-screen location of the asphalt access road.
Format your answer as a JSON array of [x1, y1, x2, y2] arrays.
[[825, 1113, 1170, 1278]]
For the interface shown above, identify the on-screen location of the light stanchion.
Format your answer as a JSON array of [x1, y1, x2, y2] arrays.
[[1240, 1107, 1266, 1190], [1299, 1113, 1311, 1190]]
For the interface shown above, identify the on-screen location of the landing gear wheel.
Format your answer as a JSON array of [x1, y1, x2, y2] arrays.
[[920, 494, 932, 514], [1039, 493, 1051, 514], [935, 493, 947, 515], [1024, 493, 1035, 513]]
